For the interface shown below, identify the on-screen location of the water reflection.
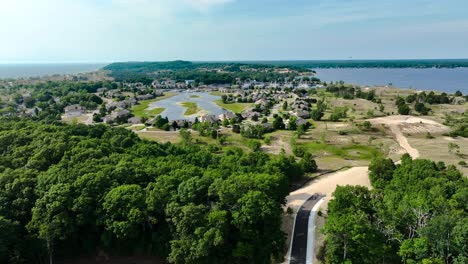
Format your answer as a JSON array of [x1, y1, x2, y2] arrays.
[[148, 92, 231, 121]]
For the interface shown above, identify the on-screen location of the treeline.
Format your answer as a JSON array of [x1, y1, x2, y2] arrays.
[[0, 119, 312, 264], [322, 155, 468, 263], [325, 84, 379, 102], [103, 60, 309, 73], [262, 59, 468, 68], [395, 90, 464, 116], [103, 61, 308, 84], [2, 81, 112, 121]]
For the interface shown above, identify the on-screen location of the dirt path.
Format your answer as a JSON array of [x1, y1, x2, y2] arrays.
[[369, 115, 449, 159], [284, 115, 445, 263], [387, 124, 420, 158]]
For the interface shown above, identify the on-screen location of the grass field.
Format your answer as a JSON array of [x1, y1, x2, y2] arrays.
[[299, 141, 381, 160], [131, 92, 176, 117], [408, 135, 468, 175], [214, 100, 253, 113], [148, 108, 165, 116], [209, 91, 224, 96], [180, 102, 201, 115]]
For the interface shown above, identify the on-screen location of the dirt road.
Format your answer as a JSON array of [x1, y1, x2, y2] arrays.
[[284, 115, 444, 263]]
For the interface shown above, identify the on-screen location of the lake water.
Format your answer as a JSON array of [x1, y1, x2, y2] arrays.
[[0, 63, 106, 79], [148, 92, 230, 121], [315, 68, 468, 93]]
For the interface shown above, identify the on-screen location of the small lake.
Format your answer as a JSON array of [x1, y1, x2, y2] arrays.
[[148, 92, 230, 121], [315, 68, 468, 93]]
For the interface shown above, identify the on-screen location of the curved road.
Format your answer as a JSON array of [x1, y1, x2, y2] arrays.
[[285, 116, 439, 263], [289, 194, 323, 264]]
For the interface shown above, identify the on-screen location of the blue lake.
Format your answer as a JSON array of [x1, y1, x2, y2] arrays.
[[315, 68, 468, 93], [148, 92, 230, 121]]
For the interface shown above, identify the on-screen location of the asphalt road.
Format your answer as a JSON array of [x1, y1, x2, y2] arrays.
[[289, 194, 322, 264]]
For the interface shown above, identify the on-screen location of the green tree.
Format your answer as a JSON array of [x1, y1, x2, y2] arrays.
[[398, 104, 411, 115], [102, 185, 147, 240], [28, 183, 74, 264], [311, 109, 324, 121], [368, 157, 395, 189]]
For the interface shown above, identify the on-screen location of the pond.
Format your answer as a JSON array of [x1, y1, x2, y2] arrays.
[[148, 92, 230, 121]]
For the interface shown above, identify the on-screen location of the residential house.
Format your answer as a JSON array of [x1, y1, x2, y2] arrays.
[[64, 104, 86, 117]]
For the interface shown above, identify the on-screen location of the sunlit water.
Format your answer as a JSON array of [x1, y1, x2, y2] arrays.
[[148, 92, 231, 120]]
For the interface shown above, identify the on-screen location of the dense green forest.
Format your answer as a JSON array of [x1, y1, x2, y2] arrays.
[[102, 61, 311, 84], [0, 119, 312, 264], [235, 59, 468, 69], [102, 60, 468, 83], [322, 155, 468, 263]]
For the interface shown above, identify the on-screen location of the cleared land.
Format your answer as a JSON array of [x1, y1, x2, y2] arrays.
[[283, 166, 371, 264], [283, 115, 452, 263], [136, 130, 181, 143]]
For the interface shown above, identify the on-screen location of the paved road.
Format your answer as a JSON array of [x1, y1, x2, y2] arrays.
[[290, 194, 322, 264]]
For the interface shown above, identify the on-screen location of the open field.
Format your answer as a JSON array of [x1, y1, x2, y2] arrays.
[[209, 91, 224, 96], [294, 121, 401, 170], [408, 135, 468, 175], [326, 97, 382, 119], [180, 101, 202, 115], [214, 100, 253, 113], [137, 130, 181, 143], [131, 92, 176, 117]]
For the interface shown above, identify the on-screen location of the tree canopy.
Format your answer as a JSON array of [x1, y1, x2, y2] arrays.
[[0, 119, 308, 263]]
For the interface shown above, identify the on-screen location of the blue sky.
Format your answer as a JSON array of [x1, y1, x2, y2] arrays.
[[0, 0, 467, 62]]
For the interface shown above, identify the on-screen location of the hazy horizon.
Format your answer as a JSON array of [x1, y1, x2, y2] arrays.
[[2, 58, 468, 65], [1, 0, 468, 62]]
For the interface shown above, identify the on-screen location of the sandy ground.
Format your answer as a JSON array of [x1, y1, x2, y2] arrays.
[[136, 130, 181, 143], [369, 115, 451, 159], [283, 115, 447, 263], [282, 166, 371, 263]]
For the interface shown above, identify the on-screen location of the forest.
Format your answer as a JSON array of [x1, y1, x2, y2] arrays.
[[0, 118, 313, 264], [103, 61, 311, 84], [322, 155, 468, 263], [249, 59, 468, 69]]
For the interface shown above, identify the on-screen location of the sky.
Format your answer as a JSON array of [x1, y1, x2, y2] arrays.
[[0, 0, 468, 62]]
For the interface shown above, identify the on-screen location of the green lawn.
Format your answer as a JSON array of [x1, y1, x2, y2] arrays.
[[131, 92, 176, 117], [148, 108, 165, 116], [209, 91, 224, 96], [189, 95, 200, 98], [214, 100, 253, 113], [180, 102, 201, 115]]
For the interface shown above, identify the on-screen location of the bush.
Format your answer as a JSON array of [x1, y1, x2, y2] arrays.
[[398, 104, 411, 115], [361, 121, 372, 131], [293, 146, 306, 157], [311, 109, 324, 121], [426, 132, 435, 139], [248, 140, 262, 152], [459, 160, 467, 166]]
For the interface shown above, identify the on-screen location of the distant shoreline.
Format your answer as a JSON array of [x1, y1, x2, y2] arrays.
[[0, 63, 106, 79]]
